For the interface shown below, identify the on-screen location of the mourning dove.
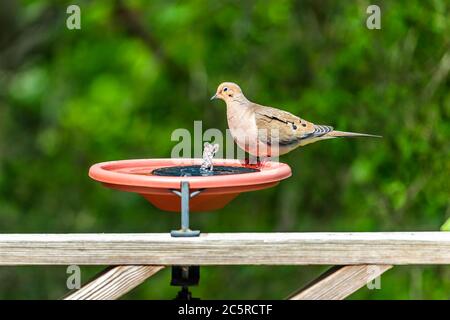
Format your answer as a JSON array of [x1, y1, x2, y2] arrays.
[[211, 82, 381, 158]]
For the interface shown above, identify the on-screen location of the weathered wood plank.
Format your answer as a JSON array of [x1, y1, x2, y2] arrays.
[[0, 232, 449, 265], [63, 265, 164, 300], [288, 265, 392, 300]]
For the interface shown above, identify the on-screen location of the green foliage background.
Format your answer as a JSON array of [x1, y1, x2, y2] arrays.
[[0, 0, 449, 299]]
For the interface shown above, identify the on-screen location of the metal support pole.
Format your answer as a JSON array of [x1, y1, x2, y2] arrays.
[[170, 181, 200, 237], [180, 181, 190, 231]]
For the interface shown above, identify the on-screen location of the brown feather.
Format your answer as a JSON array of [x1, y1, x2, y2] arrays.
[[252, 103, 315, 146], [325, 131, 382, 138]]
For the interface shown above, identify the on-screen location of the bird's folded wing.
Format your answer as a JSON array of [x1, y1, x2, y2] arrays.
[[254, 105, 316, 146]]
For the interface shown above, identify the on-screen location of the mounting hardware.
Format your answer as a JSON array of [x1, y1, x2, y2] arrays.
[[170, 181, 201, 237], [171, 266, 200, 300]]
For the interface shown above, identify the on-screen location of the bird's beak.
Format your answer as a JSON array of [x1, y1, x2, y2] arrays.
[[210, 93, 218, 101]]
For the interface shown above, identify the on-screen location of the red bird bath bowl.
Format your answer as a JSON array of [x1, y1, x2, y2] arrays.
[[89, 158, 291, 236]]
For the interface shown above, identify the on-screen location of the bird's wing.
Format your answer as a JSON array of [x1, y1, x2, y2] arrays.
[[253, 104, 325, 146]]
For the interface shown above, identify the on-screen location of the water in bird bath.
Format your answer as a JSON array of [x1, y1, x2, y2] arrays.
[[152, 142, 259, 177], [152, 165, 259, 177]]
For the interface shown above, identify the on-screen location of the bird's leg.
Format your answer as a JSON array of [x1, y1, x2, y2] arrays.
[[256, 156, 262, 168], [253, 156, 271, 169], [241, 156, 263, 168], [257, 156, 270, 168], [241, 155, 253, 167], [240, 154, 269, 168]]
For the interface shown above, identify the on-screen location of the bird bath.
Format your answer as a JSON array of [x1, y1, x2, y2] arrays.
[[89, 156, 291, 298], [89, 158, 291, 236]]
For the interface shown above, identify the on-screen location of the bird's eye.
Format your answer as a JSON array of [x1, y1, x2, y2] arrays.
[[223, 87, 228, 92]]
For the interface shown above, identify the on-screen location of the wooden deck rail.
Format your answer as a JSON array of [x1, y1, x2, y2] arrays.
[[0, 232, 449, 265], [0, 232, 448, 299]]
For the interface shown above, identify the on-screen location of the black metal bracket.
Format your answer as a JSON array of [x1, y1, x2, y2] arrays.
[[171, 266, 200, 300]]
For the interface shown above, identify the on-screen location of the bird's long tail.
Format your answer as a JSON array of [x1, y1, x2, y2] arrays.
[[298, 126, 382, 146], [325, 130, 382, 138]]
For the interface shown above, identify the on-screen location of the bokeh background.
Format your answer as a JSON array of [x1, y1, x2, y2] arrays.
[[0, 0, 449, 299]]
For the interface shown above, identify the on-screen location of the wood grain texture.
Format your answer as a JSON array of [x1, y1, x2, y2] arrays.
[[288, 265, 392, 300], [0, 232, 449, 265], [63, 265, 164, 300]]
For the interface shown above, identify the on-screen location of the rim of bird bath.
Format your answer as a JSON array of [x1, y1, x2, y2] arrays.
[[89, 158, 292, 237]]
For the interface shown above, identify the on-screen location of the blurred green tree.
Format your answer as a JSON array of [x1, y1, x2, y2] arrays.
[[0, 0, 448, 299]]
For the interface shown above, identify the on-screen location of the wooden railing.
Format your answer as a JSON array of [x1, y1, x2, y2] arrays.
[[0, 232, 448, 299]]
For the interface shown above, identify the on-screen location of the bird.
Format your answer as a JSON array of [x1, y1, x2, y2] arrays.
[[210, 82, 381, 159]]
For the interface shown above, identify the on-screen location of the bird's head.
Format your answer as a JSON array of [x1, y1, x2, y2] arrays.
[[210, 82, 245, 102]]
